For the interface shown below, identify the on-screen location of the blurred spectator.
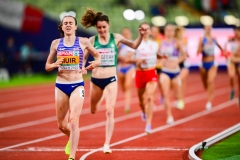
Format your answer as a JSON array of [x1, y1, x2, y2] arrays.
[[150, 3, 167, 16], [4, 37, 16, 78], [0, 50, 9, 82], [163, 0, 177, 5], [19, 42, 33, 76], [117, 0, 131, 6]]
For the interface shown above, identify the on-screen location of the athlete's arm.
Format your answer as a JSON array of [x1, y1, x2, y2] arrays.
[[223, 42, 229, 59], [197, 37, 203, 56], [81, 36, 93, 72], [177, 41, 187, 63], [214, 38, 224, 52], [114, 26, 148, 49], [45, 39, 63, 72], [231, 43, 240, 62], [81, 37, 101, 70], [157, 42, 168, 59]]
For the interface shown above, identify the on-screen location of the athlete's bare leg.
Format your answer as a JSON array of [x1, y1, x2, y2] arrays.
[[144, 81, 157, 125], [68, 86, 84, 159], [199, 67, 208, 90], [160, 73, 172, 120], [137, 88, 146, 113], [90, 82, 104, 114], [103, 81, 118, 145], [207, 66, 217, 102], [124, 68, 135, 111], [55, 87, 70, 137]]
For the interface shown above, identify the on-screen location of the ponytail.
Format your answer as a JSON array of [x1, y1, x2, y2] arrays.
[[81, 9, 109, 29]]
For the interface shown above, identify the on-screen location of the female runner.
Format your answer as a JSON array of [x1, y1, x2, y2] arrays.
[[45, 15, 101, 160], [174, 26, 189, 108], [197, 25, 223, 110], [126, 22, 159, 133], [81, 9, 147, 153], [159, 24, 186, 124], [224, 27, 240, 100], [117, 27, 135, 113], [229, 27, 240, 106], [151, 25, 164, 105]]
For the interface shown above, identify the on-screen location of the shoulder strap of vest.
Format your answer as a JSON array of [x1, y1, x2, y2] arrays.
[[94, 35, 99, 46]]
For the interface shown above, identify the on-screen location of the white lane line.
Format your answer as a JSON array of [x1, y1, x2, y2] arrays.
[[0, 95, 54, 109], [0, 86, 231, 150], [0, 76, 228, 118], [0, 110, 142, 151], [0, 75, 216, 108], [4, 147, 188, 152], [0, 103, 54, 118], [0, 97, 139, 132], [0, 85, 229, 132], [79, 99, 238, 160]]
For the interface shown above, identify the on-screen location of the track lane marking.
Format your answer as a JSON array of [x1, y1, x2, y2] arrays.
[[79, 99, 238, 160], [3, 147, 188, 152], [0, 85, 230, 132], [0, 86, 232, 150], [0, 76, 228, 118]]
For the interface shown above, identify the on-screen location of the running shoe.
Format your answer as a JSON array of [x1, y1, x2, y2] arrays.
[[159, 96, 164, 104], [65, 141, 70, 155], [166, 116, 174, 124], [103, 144, 112, 154], [205, 102, 212, 110], [141, 113, 146, 122], [124, 106, 130, 113], [230, 90, 235, 100], [145, 124, 152, 134], [175, 100, 185, 110]]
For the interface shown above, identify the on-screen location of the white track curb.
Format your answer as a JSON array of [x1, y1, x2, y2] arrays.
[[188, 123, 240, 160]]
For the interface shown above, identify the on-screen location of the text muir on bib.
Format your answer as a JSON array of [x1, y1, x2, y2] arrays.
[[57, 50, 80, 70]]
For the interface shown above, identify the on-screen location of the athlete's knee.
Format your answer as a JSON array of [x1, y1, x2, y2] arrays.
[[106, 108, 114, 118], [58, 122, 68, 132], [207, 78, 214, 84], [146, 95, 154, 102], [69, 117, 79, 131]]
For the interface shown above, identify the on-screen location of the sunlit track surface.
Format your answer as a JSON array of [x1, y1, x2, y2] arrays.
[[0, 71, 239, 160]]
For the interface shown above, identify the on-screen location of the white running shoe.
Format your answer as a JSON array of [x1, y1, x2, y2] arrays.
[[166, 116, 174, 124], [205, 102, 212, 110], [145, 124, 152, 134], [103, 144, 112, 154]]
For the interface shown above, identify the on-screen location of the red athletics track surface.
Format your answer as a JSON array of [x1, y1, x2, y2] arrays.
[[0, 71, 239, 160]]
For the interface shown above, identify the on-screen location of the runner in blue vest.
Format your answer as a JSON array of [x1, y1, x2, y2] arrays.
[[45, 15, 101, 160], [197, 25, 223, 110]]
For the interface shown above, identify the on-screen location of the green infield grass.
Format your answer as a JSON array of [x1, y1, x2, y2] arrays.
[[0, 73, 91, 89], [201, 131, 240, 160]]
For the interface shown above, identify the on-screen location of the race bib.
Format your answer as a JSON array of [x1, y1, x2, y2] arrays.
[[140, 54, 156, 68], [231, 42, 238, 53], [203, 44, 214, 55], [161, 46, 174, 57], [57, 50, 80, 70], [98, 48, 116, 66]]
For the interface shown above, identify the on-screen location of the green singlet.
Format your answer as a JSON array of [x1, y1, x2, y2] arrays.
[[94, 33, 118, 67]]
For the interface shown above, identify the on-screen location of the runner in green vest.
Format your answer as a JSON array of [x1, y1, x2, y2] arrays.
[[81, 9, 148, 154]]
